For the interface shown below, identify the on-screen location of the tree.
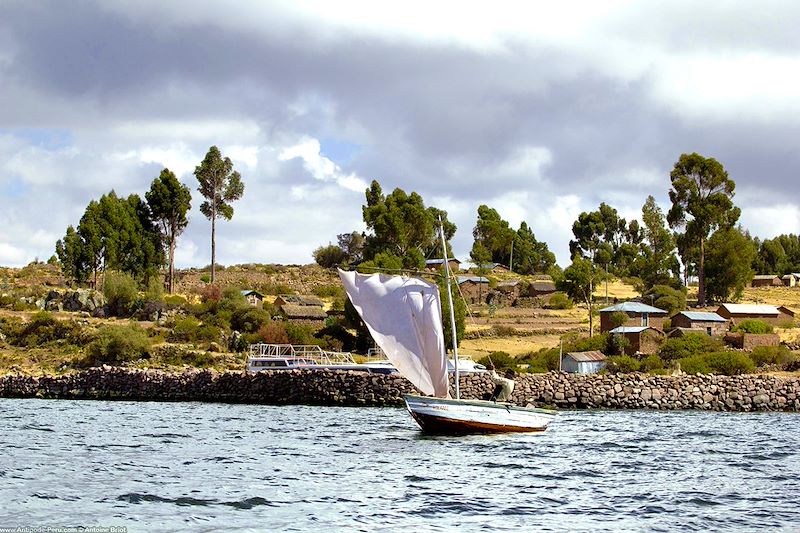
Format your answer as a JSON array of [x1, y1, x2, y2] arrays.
[[470, 205, 515, 266], [634, 196, 680, 290], [361, 180, 455, 269], [512, 222, 556, 274], [704, 227, 756, 302], [313, 243, 348, 268], [569, 202, 642, 276], [667, 153, 740, 306], [146, 168, 192, 293], [557, 257, 604, 336], [195, 146, 245, 283]]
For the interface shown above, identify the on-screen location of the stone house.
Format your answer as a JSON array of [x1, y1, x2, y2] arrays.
[[493, 279, 521, 306], [457, 276, 489, 304], [561, 351, 606, 374], [599, 302, 668, 333], [751, 275, 783, 287], [609, 326, 664, 356], [716, 303, 791, 326], [473, 263, 510, 274], [670, 311, 728, 336], [240, 289, 264, 307], [274, 294, 325, 308], [425, 258, 461, 272], [280, 304, 328, 327], [782, 273, 800, 287]]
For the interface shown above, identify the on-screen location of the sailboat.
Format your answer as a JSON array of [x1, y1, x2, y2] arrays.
[[338, 225, 557, 435]]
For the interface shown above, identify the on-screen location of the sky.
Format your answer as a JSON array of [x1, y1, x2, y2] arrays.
[[1, 0, 799, 269]]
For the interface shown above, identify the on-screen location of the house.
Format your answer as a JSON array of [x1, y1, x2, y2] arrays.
[[280, 304, 328, 326], [609, 326, 664, 355], [425, 258, 461, 272], [778, 306, 796, 319], [667, 327, 709, 338], [529, 280, 556, 297], [493, 279, 522, 306], [561, 351, 606, 374], [599, 302, 668, 333], [240, 289, 264, 307], [751, 275, 783, 288], [273, 294, 325, 308], [781, 273, 800, 287], [670, 311, 728, 336], [473, 263, 510, 274], [457, 276, 489, 304], [716, 303, 787, 325]]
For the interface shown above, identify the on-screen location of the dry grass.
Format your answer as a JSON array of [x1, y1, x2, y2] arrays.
[[592, 277, 640, 300], [460, 334, 563, 358]]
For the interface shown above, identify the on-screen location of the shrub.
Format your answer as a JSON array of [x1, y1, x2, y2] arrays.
[[564, 333, 610, 353], [610, 333, 631, 355], [705, 351, 755, 375], [88, 324, 151, 364], [168, 316, 221, 344], [605, 355, 641, 373], [313, 284, 343, 298], [256, 321, 290, 344], [103, 271, 139, 317], [608, 311, 629, 329], [14, 312, 83, 347], [644, 285, 687, 315], [546, 293, 574, 310], [285, 322, 315, 344], [261, 283, 294, 296], [750, 346, 795, 368], [199, 284, 222, 303], [200, 274, 210, 283], [518, 348, 559, 373], [477, 351, 517, 372], [732, 320, 773, 334], [164, 294, 188, 308], [492, 325, 518, 336], [677, 355, 710, 375], [641, 354, 665, 372], [230, 307, 272, 334], [659, 333, 723, 361]]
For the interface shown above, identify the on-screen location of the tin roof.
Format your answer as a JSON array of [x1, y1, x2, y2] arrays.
[[425, 258, 461, 265], [753, 274, 781, 280], [675, 311, 727, 322], [240, 289, 264, 298], [599, 302, 667, 314], [457, 275, 489, 284], [565, 350, 606, 362], [610, 326, 653, 334], [717, 303, 779, 316]]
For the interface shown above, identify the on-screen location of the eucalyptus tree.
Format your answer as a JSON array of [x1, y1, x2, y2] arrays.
[[667, 153, 739, 306], [194, 146, 244, 283], [704, 227, 756, 302], [146, 168, 192, 293]]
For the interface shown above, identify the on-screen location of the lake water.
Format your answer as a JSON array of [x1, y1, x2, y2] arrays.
[[1, 399, 798, 532]]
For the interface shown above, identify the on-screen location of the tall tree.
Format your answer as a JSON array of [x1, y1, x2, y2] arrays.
[[470, 205, 515, 267], [194, 146, 245, 283], [569, 202, 642, 276], [557, 257, 604, 336], [705, 227, 756, 302], [360, 180, 455, 269], [635, 195, 680, 289], [667, 153, 739, 306], [146, 168, 192, 293], [513, 222, 556, 274]]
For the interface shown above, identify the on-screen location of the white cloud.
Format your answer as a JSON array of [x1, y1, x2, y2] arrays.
[[279, 136, 367, 192], [740, 204, 800, 239]]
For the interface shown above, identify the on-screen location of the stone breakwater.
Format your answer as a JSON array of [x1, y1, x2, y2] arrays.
[[1, 367, 799, 412]]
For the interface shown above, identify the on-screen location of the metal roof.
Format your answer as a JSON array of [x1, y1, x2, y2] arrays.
[[240, 289, 264, 297], [599, 302, 667, 314], [718, 303, 779, 315], [675, 311, 727, 322], [457, 276, 489, 284], [610, 326, 652, 334], [753, 274, 781, 280], [565, 350, 606, 362], [425, 258, 461, 265], [531, 281, 556, 291]]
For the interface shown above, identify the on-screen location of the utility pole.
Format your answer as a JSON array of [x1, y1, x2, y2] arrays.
[[509, 239, 514, 273]]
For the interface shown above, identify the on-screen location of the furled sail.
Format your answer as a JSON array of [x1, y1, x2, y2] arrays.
[[338, 269, 449, 398]]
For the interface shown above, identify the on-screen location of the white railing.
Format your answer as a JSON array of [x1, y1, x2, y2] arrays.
[[247, 343, 357, 365]]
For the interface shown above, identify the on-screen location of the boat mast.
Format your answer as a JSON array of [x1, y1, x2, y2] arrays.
[[439, 218, 460, 400]]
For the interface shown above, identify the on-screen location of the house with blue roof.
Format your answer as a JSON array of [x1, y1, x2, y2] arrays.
[[457, 275, 489, 304], [670, 311, 728, 336], [425, 258, 461, 272], [599, 301, 668, 333]]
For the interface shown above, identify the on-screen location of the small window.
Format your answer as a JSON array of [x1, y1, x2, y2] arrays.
[[706, 327, 712, 336], [642, 314, 649, 326]]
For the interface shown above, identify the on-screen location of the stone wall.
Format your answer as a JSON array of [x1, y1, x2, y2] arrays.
[[1, 367, 799, 412], [724, 333, 780, 350]]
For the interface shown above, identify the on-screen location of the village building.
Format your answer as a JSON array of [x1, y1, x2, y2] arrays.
[[667, 327, 709, 338], [609, 326, 664, 356], [782, 273, 800, 287], [280, 304, 328, 326], [561, 351, 606, 374], [715, 303, 790, 325], [751, 275, 783, 288], [493, 279, 522, 306], [273, 294, 325, 308], [240, 290, 264, 307], [425, 258, 461, 272], [473, 263, 510, 274], [599, 302, 668, 333], [529, 280, 556, 298], [669, 311, 728, 336], [457, 276, 489, 305]]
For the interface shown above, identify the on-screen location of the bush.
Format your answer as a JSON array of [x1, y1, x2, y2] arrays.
[[678, 351, 756, 376], [605, 355, 641, 373], [230, 307, 272, 334], [103, 271, 139, 317], [168, 316, 221, 344], [261, 283, 294, 296], [732, 320, 773, 334], [641, 354, 666, 372], [547, 293, 574, 310], [492, 325, 518, 336], [564, 333, 610, 353], [256, 321, 290, 344], [519, 348, 559, 373], [88, 324, 151, 364], [659, 333, 723, 361], [750, 346, 795, 368], [313, 284, 343, 298], [13, 312, 83, 347], [477, 351, 517, 372], [678, 355, 710, 375], [164, 294, 188, 308], [285, 322, 315, 345], [644, 285, 686, 315], [199, 284, 222, 303], [610, 333, 631, 355]]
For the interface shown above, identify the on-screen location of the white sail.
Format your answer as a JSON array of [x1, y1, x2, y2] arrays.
[[338, 269, 449, 398]]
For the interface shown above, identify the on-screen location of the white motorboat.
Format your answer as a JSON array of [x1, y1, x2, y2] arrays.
[[246, 344, 398, 375]]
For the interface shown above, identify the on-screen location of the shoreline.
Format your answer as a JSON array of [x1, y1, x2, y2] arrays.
[[1, 367, 799, 412]]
